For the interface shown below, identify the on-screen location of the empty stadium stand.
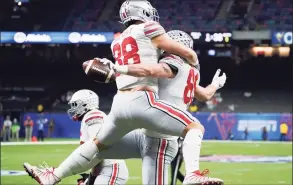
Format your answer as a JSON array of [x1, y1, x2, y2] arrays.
[[62, 0, 292, 32]]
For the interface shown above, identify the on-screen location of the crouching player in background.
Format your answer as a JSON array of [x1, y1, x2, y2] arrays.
[[71, 90, 129, 185], [25, 89, 129, 185]]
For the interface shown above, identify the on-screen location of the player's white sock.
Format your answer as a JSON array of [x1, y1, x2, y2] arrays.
[[54, 140, 100, 179], [182, 129, 203, 174]]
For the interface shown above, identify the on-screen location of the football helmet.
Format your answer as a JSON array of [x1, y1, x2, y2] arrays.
[[167, 30, 194, 49], [68, 89, 99, 120], [119, 0, 159, 25], [167, 30, 199, 69]]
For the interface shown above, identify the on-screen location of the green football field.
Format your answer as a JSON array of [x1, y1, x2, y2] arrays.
[[1, 140, 292, 185]]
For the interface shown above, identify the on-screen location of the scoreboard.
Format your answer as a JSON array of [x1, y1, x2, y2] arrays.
[[190, 32, 232, 44]]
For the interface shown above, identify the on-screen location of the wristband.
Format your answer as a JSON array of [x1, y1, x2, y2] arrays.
[[114, 65, 128, 75]]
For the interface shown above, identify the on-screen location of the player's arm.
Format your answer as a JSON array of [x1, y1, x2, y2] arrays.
[[143, 21, 198, 66], [194, 85, 218, 102], [80, 111, 104, 144], [100, 56, 179, 78], [123, 63, 175, 78], [79, 113, 104, 185], [195, 69, 227, 102], [83, 114, 104, 140], [152, 34, 198, 67]]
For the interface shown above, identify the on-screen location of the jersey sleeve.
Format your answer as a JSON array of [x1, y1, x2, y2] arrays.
[[80, 110, 105, 141], [83, 111, 104, 126], [143, 21, 166, 39], [159, 54, 184, 70]]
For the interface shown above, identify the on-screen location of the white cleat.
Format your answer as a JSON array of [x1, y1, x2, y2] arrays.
[[183, 169, 224, 185], [23, 162, 61, 185]]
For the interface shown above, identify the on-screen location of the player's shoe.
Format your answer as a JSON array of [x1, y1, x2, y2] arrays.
[[23, 162, 61, 185], [183, 169, 224, 185]]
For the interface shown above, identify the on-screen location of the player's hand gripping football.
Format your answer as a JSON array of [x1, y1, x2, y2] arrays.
[[96, 57, 128, 75], [211, 69, 226, 90], [95, 57, 115, 70]]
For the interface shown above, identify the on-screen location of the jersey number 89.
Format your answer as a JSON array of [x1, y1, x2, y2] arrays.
[[183, 69, 198, 105], [112, 36, 141, 65]]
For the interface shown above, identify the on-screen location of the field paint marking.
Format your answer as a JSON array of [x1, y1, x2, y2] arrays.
[[1, 141, 79, 146], [1, 140, 292, 146], [203, 140, 292, 144]]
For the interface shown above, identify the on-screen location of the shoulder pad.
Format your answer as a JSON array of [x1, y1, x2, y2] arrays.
[[82, 110, 105, 126], [144, 21, 165, 39]]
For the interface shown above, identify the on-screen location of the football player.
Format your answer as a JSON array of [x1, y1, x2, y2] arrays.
[[24, 30, 225, 185], [105, 30, 226, 184], [23, 1, 225, 185], [24, 90, 129, 185]]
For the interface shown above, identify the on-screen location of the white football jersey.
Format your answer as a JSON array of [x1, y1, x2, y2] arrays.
[[142, 54, 200, 140], [111, 21, 165, 93], [80, 109, 123, 166], [159, 54, 200, 110]]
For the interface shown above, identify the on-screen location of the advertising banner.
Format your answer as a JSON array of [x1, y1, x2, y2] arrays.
[[21, 112, 292, 141], [271, 31, 292, 45], [0, 32, 114, 44], [193, 112, 292, 140]]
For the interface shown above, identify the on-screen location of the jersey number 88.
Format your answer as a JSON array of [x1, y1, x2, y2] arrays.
[[112, 36, 141, 65]]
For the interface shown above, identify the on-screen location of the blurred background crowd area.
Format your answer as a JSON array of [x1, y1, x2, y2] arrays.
[[0, 0, 292, 141], [1, 0, 292, 31]]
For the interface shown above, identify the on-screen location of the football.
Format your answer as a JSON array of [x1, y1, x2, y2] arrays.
[[82, 58, 116, 83]]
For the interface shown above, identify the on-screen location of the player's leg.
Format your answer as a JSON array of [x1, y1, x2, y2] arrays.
[[23, 111, 117, 184], [93, 161, 129, 185], [78, 130, 142, 185], [104, 91, 203, 181], [95, 92, 145, 147], [24, 141, 102, 184], [170, 139, 184, 185], [133, 92, 223, 185], [29, 127, 32, 141], [97, 130, 142, 159], [23, 127, 140, 185], [170, 147, 184, 185], [141, 136, 178, 185], [52, 109, 135, 179], [25, 128, 28, 141], [15, 132, 18, 141]]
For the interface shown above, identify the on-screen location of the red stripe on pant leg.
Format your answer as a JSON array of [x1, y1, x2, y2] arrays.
[[157, 139, 167, 185], [147, 92, 193, 125], [109, 163, 118, 185]]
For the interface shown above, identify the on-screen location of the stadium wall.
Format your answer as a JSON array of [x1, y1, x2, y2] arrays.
[[0, 115, 3, 130], [20, 112, 292, 141]]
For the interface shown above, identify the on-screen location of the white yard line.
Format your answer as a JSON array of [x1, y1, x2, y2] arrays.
[[1, 141, 79, 146], [203, 140, 292, 144]]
